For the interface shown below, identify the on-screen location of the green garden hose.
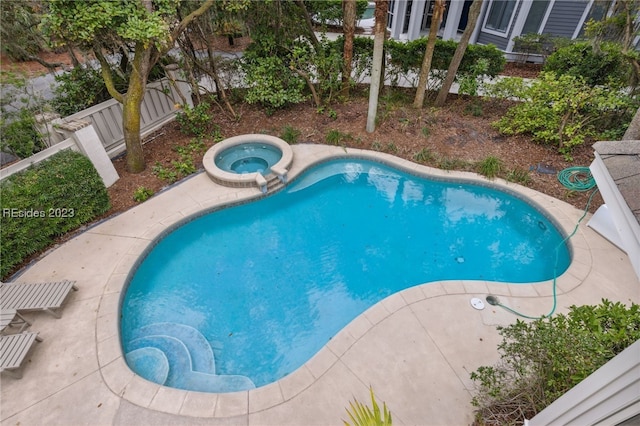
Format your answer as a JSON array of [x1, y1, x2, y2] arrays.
[[557, 166, 596, 191], [490, 167, 599, 320]]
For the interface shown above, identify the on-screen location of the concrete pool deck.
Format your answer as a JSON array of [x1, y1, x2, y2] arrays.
[[1, 144, 638, 426]]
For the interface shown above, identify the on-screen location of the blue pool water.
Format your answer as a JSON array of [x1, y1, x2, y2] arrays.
[[215, 143, 282, 174], [121, 159, 570, 392]]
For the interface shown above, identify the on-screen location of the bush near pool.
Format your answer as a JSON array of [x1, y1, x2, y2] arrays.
[[0, 150, 110, 278]]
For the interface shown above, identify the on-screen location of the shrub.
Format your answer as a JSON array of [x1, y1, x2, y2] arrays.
[[51, 66, 123, 116], [493, 72, 636, 159], [511, 34, 567, 63], [241, 50, 307, 110], [0, 108, 46, 158], [133, 186, 154, 202], [543, 41, 632, 88], [413, 147, 436, 163], [326, 128, 353, 145], [505, 167, 531, 185], [471, 299, 640, 425], [175, 102, 212, 137], [152, 162, 178, 183], [476, 156, 503, 179], [280, 125, 301, 144], [0, 150, 110, 278], [481, 76, 528, 101]]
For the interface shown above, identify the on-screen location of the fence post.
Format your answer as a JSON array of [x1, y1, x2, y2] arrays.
[[57, 119, 119, 187], [34, 112, 66, 147]]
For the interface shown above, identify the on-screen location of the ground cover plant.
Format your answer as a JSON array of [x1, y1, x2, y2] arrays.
[[470, 299, 640, 425]]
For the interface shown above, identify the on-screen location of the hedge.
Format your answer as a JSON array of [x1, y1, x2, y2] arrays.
[[331, 36, 505, 86], [385, 38, 506, 77], [0, 149, 110, 278]]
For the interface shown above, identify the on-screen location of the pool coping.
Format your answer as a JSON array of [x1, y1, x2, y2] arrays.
[[96, 145, 594, 418]]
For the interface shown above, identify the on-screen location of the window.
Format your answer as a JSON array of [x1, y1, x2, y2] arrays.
[[403, 0, 413, 33], [522, 0, 550, 34], [387, 0, 396, 29], [484, 0, 517, 34], [577, 0, 612, 38]]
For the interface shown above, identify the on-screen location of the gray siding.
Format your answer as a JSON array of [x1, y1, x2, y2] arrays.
[[542, 0, 588, 38], [477, 31, 509, 49]]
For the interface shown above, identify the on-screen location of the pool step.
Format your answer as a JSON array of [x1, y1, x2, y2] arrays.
[[125, 323, 256, 392], [131, 323, 215, 374], [266, 174, 285, 193], [125, 347, 169, 385], [128, 335, 194, 386]]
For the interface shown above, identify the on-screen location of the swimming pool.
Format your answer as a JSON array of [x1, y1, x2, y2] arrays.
[[121, 158, 570, 392]]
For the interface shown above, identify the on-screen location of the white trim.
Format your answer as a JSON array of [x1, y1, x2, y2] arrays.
[[407, 0, 426, 40], [572, 0, 595, 39], [506, 0, 534, 51], [395, 0, 409, 37], [481, 0, 520, 37], [442, 0, 465, 40], [590, 151, 640, 280], [470, 0, 490, 44], [538, 0, 556, 33]]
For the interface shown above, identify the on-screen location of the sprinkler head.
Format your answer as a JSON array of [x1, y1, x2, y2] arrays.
[[486, 295, 500, 306]]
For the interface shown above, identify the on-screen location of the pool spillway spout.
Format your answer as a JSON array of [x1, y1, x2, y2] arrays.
[[255, 174, 268, 194], [271, 165, 288, 184]]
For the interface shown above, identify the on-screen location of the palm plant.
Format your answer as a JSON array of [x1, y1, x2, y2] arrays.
[[343, 387, 392, 426]]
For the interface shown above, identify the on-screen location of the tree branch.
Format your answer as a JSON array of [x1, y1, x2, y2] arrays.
[[169, 0, 215, 50], [93, 47, 124, 103], [294, 0, 319, 48]]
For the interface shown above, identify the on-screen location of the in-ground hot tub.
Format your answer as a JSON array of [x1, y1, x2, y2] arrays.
[[203, 134, 293, 192]]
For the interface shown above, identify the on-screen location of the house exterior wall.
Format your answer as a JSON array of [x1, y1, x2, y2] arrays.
[[390, 0, 596, 55], [475, 30, 510, 49], [541, 0, 589, 37]]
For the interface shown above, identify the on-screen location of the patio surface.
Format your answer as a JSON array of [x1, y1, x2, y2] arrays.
[[1, 145, 638, 426]]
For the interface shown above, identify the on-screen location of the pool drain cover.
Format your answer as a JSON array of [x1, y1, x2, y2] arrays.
[[470, 297, 485, 310]]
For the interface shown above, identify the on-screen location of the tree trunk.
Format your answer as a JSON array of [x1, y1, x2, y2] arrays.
[[413, 0, 445, 108], [121, 45, 151, 173], [623, 107, 640, 140], [366, 0, 388, 133], [342, 0, 357, 96], [434, 0, 482, 107]]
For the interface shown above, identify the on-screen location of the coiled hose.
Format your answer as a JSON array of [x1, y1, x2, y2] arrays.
[[557, 166, 596, 191], [490, 166, 598, 319]]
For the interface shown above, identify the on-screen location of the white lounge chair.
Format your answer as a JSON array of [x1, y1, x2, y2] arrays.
[[0, 332, 42, 378], [0, 280, 78, 318]]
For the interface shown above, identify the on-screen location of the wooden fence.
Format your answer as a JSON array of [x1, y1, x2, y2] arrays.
[[59, 75, 190, 158]]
